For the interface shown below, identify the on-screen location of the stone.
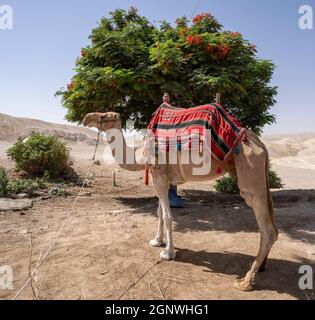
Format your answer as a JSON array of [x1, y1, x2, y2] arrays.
[[16, 193, 29, 199], [0, 198, 33, 212], [49, 188, 59, 195]]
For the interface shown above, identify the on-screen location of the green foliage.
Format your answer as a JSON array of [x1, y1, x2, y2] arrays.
[[7, 177, 48, 195], [56, 7, 277, 134], [7, 132, 70, 178], [214, 175, 240, 194], [268, 167, 284, 189], [214, 167, 284, 194], [0, 166, 8, 197]]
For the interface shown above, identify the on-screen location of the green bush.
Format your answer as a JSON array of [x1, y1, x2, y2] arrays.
[[7, 132, 70, 178], [214, 167, 284, 194], [0, 166, 8, 197], [7, 177, 48, 195], [214, 175, 239, 194], [268, 168, 284, 189]]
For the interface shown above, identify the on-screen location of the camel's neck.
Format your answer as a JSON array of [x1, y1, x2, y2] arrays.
[[106, 126, 144, 172]]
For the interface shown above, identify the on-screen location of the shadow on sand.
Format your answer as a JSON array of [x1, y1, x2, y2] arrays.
[[174, 249, 315, 300], [114, 190, 315, 299], [115, 189, 315, 244]]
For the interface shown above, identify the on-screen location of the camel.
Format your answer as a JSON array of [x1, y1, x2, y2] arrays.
[[82, 110, 278, 292]]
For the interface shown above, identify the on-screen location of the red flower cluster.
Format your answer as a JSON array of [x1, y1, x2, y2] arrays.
[[67, 80, 76, 91], [192, 13, 212, 24], [80, 50, 86, 57], [205, 44, 213, 53], [186, 34, 203, 45], [216, 45, 230, 59], [231, 32, 241, 37]]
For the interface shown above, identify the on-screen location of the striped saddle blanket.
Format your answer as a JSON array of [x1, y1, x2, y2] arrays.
[[147, 103, 245, 162]]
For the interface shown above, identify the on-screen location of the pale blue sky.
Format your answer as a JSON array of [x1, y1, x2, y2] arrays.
[[0, 0, 314, 134]]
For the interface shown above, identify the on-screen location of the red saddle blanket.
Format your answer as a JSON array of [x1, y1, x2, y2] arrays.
[[147, 103, 245, 162]]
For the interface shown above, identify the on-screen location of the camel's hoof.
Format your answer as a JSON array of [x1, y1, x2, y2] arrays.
[[149, 239, 163, 247], [160, 250, 176, 261], [234, 278, 254, 292]]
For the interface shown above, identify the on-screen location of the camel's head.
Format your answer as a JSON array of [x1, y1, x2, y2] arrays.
[[82, 112, 121, 131]]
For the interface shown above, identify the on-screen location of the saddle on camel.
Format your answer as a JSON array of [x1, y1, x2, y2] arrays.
[[144, 93, 246, 187], [147, 96, 245, 162]]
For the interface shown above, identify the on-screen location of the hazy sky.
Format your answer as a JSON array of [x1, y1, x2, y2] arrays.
[[0, 0, 314, 134]]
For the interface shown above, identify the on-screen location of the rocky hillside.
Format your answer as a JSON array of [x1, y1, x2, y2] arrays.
[[0, 113, 98, 144]]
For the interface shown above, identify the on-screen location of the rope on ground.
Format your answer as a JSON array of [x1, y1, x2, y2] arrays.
[[149, 269, 165, 300], [118, 260, 163, 300], [11, 130, 102, 300]]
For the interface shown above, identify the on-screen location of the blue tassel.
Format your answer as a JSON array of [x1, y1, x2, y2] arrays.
[[234, 145, 241, 155]]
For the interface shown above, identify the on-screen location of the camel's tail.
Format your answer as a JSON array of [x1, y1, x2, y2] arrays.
[[264, 146, 275, 219]]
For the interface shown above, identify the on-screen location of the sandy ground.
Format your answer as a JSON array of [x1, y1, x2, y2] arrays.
[[0, 137, 314, 301]]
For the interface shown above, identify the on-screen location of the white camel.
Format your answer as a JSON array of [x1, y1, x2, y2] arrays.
[[82, 110, 278, 292]]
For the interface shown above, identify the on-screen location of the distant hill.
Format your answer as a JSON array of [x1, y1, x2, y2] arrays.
[[264, 133, 315, 170], [0, 113, 98, 145]]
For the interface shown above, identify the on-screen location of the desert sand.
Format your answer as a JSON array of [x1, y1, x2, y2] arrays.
[[0, 114, 314, 300]]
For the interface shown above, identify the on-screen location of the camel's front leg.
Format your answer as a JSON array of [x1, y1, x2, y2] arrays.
[[149, 201, 164, 247], [152, 176, 176, 261]]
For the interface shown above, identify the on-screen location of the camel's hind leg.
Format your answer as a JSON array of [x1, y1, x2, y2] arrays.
[[233, 133, 278, 291]]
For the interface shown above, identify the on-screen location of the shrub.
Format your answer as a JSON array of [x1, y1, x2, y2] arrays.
[[7, 177, 48, 195], [0, 166, 8, 197], [7, 132, 70, 178], [214, 175, 239, 194], [214, 167, 284, 194], [268, 168, 284, 189]]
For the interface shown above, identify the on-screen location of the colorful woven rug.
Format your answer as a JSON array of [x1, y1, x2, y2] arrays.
[[147, 103, 245, 162]]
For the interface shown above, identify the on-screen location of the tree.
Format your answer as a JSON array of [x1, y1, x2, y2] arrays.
[[56, 7, 277, 134]]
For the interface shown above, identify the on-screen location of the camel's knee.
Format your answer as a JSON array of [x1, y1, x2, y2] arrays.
[[240, 190, 254, 208]]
